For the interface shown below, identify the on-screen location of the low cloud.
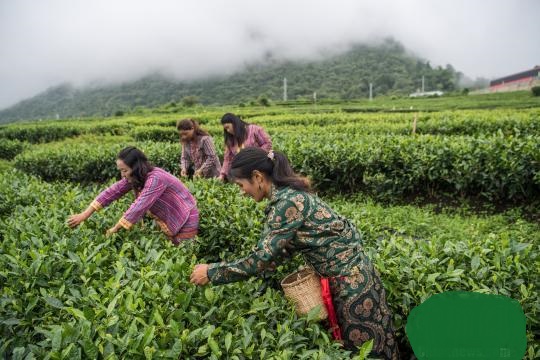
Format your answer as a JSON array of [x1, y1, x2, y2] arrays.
[[1, 0, 538, 109]]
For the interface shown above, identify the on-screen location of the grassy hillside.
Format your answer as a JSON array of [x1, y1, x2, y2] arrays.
[[0, 39, 463, 123]]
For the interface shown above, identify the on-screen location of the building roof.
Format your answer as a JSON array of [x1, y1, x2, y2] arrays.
[[490, 66, 540, 86]]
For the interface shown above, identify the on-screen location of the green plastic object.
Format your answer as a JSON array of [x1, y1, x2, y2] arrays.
[[406, 291, 526, 359]]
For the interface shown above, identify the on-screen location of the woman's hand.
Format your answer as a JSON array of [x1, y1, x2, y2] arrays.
[[190, 264, 210, 285], [180, 169, 188, 177], [67, 213, 88, 228], [194, 169, 202, 178], [106, 224, 122, 236], [67, 206, 95, 229]]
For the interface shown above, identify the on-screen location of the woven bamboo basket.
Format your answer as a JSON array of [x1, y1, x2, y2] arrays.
[[281, 269, 328, 320]]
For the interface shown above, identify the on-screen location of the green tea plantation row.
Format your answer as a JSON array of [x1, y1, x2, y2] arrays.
[[1, 109, 539, 145], [0, 139, 28, 160], [12, 133, 540, 202], [0, 170, 538, 358], [0, 170, 363, 359]]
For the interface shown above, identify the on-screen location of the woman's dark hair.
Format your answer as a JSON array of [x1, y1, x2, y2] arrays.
[[176, 118, 209, 141], [117, 146, 154, 190], [220, 113, 248, 148], [229, 147, 310, 192]]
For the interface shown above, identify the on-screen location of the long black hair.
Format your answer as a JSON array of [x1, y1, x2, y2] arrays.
[[229, 147, 310, 192], [117, 146, 154, 191], [221, 113, 248, 148]]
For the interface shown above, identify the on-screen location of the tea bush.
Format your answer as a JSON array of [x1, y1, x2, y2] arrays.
[[13, 142, 181, 183], [188, 180, 265, 262], [252, 109, 540, 136], [12, 139, 227, 184], [2, 99, 539, 359], [13, 132, 540, 203], [130, 125, 223, 143], [282, 133, 540, 201], [0, 139, 27, 160], [13, 144, 123, 182], [1, 171, 538, 358], [131, 126, 179, 143], [329, 196, 539, 358], [0, 124, 83, 143], [3, 108, 539, 144], [0, 171, 360, 359]]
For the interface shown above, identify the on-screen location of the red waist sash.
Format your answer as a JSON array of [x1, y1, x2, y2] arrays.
[[320, 277, 342, 340]]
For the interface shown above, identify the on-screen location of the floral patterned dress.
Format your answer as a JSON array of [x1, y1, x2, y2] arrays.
[[207, 187, 399, 359]]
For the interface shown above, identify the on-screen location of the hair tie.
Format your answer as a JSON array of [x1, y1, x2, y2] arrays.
[[267, 150, 275, 161]]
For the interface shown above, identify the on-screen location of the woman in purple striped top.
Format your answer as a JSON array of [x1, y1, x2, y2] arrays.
[[67, 146, 199, 245], [219, 113, 272, 181], [177, 118, 221, 178]]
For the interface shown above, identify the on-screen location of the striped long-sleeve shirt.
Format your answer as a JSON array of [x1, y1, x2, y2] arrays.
[[181, 135, 221, 178], [220, 124, 272, 178], [91, 167, 198, 237]]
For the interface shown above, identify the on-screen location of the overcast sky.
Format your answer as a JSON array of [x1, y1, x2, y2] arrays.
[[1, 0, 539, 109]]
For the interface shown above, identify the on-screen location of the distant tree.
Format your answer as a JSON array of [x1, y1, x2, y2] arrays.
[[257, 95, 271, 106], [532, 86, 540, 97], [114, 110, 124, 117], [181, 96, 199, 107]]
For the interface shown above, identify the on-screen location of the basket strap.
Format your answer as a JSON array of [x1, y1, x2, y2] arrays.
[[301, 259, 324, 277], [320, 277, 342, 340]]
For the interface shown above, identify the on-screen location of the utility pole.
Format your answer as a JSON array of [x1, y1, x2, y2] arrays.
[[369, 83, 373, 101], [283, 77, 287, 102], [422, 76, 425, 93], [313, 91, 317, 104]]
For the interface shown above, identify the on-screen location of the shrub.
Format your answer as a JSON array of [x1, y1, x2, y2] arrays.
[[0, 139, 27, 160], [13, 142, 182, 183], [181, 96, 199, 107], [12, 132, 540, 203], [257, 95, 271, 107], [0, 124, 82, 143], [130, 126, 178, 143], [13, 144, 122, 182], [0, 171, 357, 359], [281, 133, 540, 202], [0, 171, 537, 358]]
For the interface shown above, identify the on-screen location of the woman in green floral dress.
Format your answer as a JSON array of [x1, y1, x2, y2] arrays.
[[190, 147, 399, 359]]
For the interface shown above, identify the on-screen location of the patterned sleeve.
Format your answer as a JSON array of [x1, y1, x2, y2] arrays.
[[198, 136, 219, 174], [254, 125, 272, 151], [220, 144, 234, 178], [180, 143, 189, 172], [92, 178, 133, 211], [117, 173, 167, 229], [207, 199, 303, 285]]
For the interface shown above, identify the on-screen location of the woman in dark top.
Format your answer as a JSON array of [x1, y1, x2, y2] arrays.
[[190, 147, 399, 359]]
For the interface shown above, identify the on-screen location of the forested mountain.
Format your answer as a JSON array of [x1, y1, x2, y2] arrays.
[[0, 39, 461, 123]]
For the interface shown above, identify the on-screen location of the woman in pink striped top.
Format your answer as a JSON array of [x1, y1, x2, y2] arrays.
[[177, 118, 221, 178], [219, 113, 272, 181], [67, 146, 198, 245]]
